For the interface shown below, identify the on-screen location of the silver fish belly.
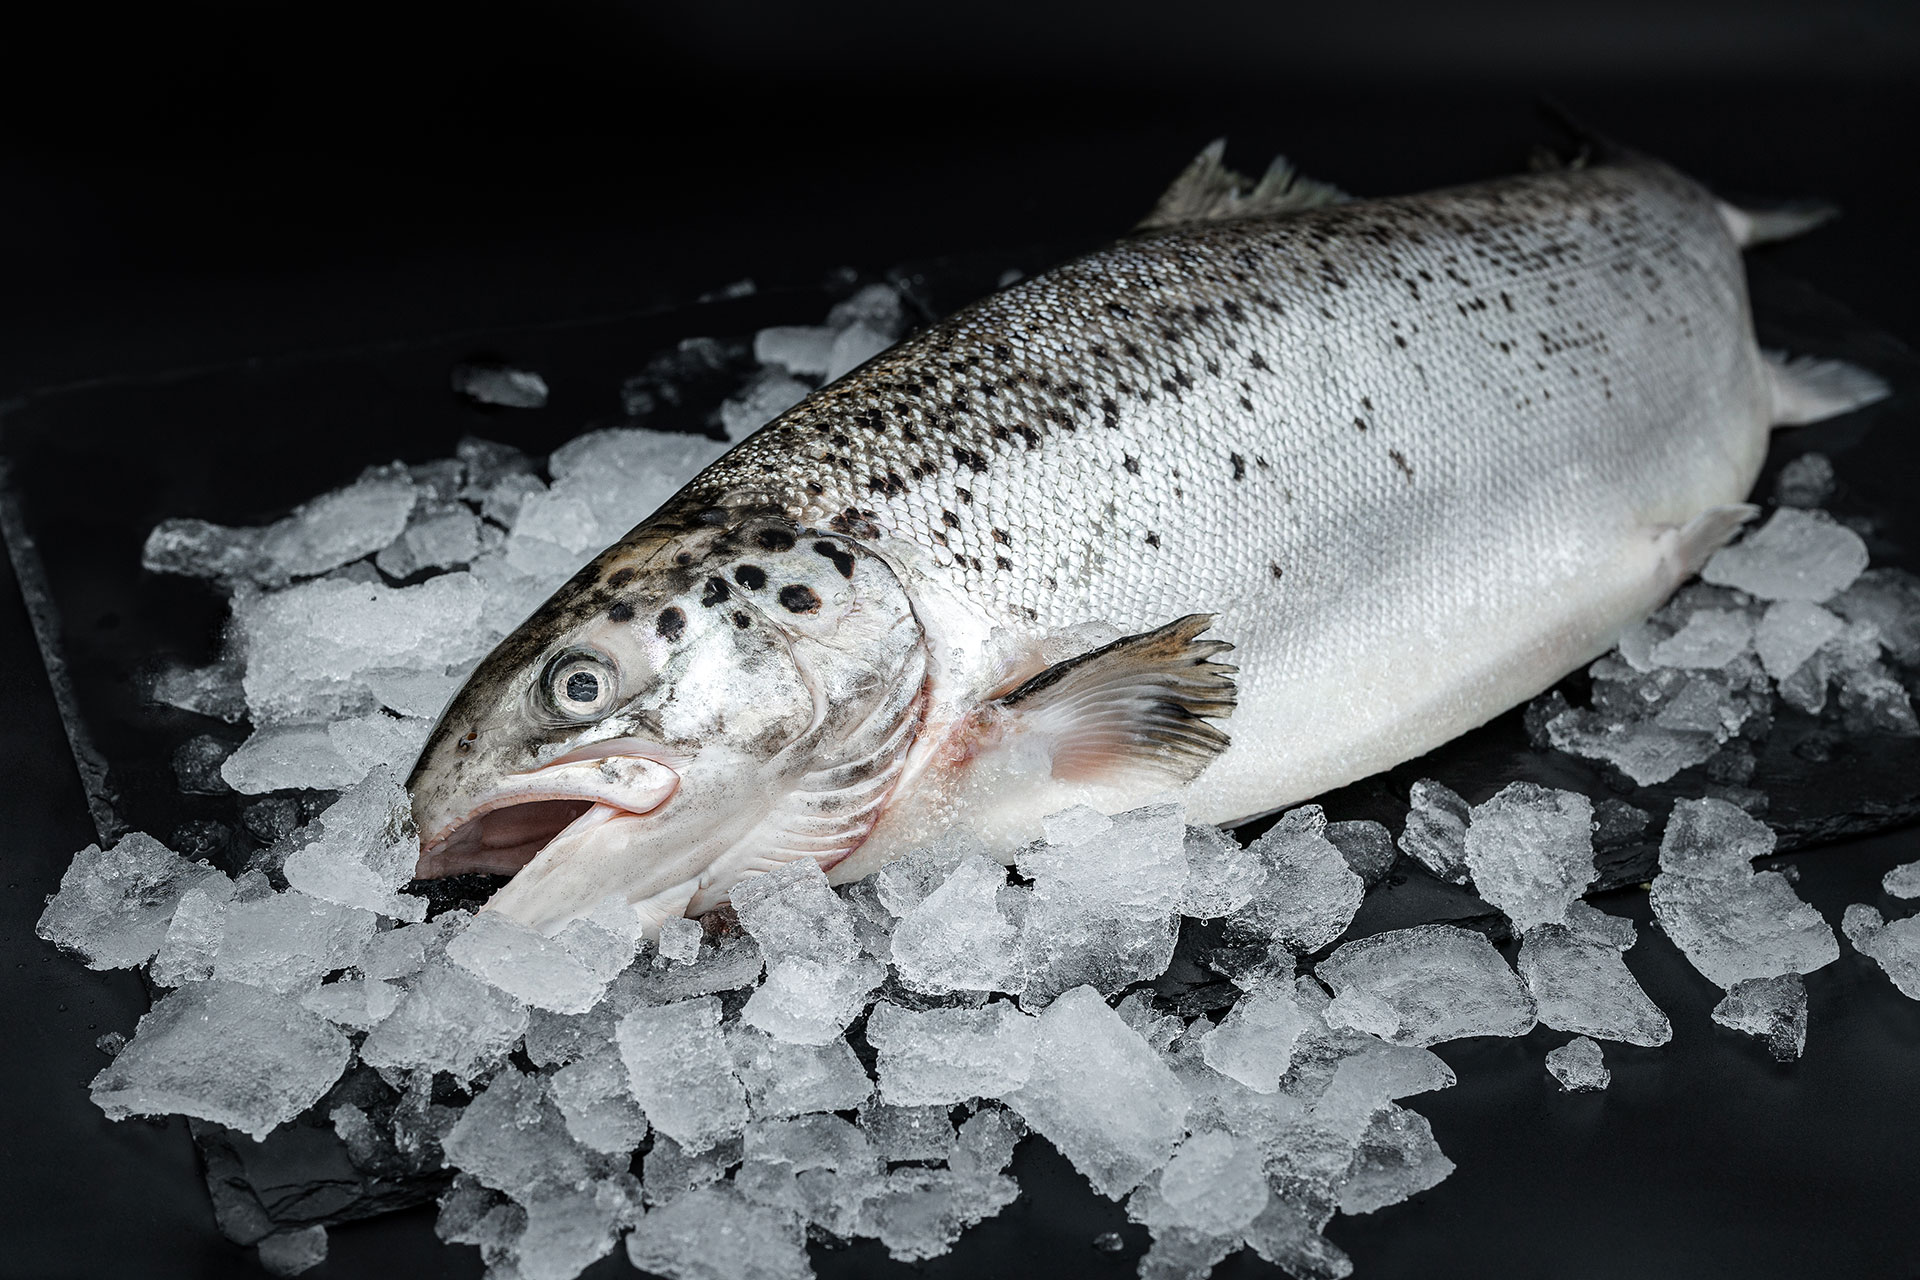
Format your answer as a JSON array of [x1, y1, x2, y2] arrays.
[[408, 151, 1881, 930]]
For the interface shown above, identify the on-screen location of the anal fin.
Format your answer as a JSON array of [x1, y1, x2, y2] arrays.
[[996, 613, 1236, 784], [1663, 504, 1760, 580]]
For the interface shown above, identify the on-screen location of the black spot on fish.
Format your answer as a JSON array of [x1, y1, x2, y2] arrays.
[[757, 529, 795, 552], [733, 564, 767, 590], [733, 612, 751, 629], [1354, 417, 1368, 432], [1249, 353, 1270, 372], [952, 445, 989, 474], [1230, 453, 1246, 481], [992, 343, 1012, 361], [991, 528, 1011, 545], [995, 555, 1012, 572], [942, 510, 960, 528], [1269, 562, 1284, 580], [695, 507, 729, 526], [1145, 532, 1161, 548], [956, 487, 974, 505], [1390, 449, 1414, 479], [779, 584, 822, 614], [675, 552, 694, 567], [607, 567, 636, 588], [813, 541, 856, 579], [1123, 455, 1140, 474], [1106, 301, 1132, 320], [701, 577, 730, 607], [608, 601, 634, 623], [657, 607, 686, 640]]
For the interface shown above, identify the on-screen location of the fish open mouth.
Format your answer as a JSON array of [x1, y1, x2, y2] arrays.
[[414, 748, 682, 879]]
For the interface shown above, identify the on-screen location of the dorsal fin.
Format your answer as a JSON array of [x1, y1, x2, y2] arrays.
[[996, 614, 1236, 783], [1137, 139, 1347, 231]]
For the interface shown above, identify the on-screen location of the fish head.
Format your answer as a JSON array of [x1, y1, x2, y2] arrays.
[[409, 509, 928, 934]]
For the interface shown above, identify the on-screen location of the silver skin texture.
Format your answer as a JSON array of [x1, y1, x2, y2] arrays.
[[410, 155, 1805, 933]]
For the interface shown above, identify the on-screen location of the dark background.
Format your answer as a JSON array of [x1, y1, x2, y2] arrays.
[[4, 3, 1920, 1278]]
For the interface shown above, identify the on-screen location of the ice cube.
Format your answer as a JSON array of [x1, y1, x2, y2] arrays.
[[150, 876, 238, 987], [1544, 1036, 1610, 1091], [861, 1166, 1021, 1261], [866, 1000, 1038, 1105], [657, 915, 704, 963], [148, 658, 248, 723], [1711, 972, 1808, 1060], [1016, 804, 1189, 1004], [256, 1225, 328, 1276], [451, 362, 549, 409], [507, 429, 728, 582], [1179, 824, 1267, 917], [515, 1181, 637, 1280], [1314, 924, 1537, 1047], [1308, 1040, 1457, 1140], [1463, 783, 1596, 932], [442, 1066, 604, 1202], [258, 463, 420, 581], [1545, 707, 1722, 787], [1399, 779, 1473, 884], [1773, 451, 1835, 507], [1231, 806, 1364, 954], [1334, 1104, 1456, 1213], [1702, 507, 1868, 602], [643, 1133, 743, 1207], [1883, 861, 1920, 900], [1649, 799, 1838, 989], [1004, 985, 1191, 1198], [827, 283, 907, 338], [1830, 567, 1920, 666], [616, 996, 748, 1153], [1754, 600, 1845, 681], [1242, 1196, 1354, 1280], [873, 833, 974, 916], [90, 980, 351, 1140], [745, 1112, 880, 1175], [445, 909, 635, 1014], [551, 1047, 651, 1155], [300, 975, 401, 1031], [1517, 924, 1671, 1045], [890, 853, 1021, 994], [1842, 905, 1920, 999], [950, 1105, 1024, 1179], [375, 503, 486, 578], [359, 957, 529, 1086], [727, 1025, 874, 1118], [752, 326, 836, 377], [218, 724, 363, 794], [856, 1101, 956, 1163], [1563, 900, 1638, 951], [825, 323, 895, 382], [280, 766, 425, 922], [719, 371, 811, 441], [36, 831, 222, 971], [626, 1185, 811, 1280], [1198, 980, 1312, 1093], [1326, 820, 1397, 888], [142, 518, 267, 583], [1149, 1130, 1269, 1236], [1649, 609, 1753, 669], [733, 859, 883, 1044], [212, 889, 378, 995]]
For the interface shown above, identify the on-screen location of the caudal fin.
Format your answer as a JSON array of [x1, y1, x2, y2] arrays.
[[1766, 350, 1891, 426], [1718, 199, 1839, 248]]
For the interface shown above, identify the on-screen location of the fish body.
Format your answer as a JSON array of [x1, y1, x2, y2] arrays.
[[408, 148, 1883, 932]]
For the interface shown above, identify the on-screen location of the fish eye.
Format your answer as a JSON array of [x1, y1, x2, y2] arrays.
[[540, 649, 618, 721]]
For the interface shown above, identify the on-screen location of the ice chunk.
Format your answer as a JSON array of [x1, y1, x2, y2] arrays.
[[657, 915, 704, 963], [867, 1000, 1038, 1105], [753, 325, 836, 377], [1005, 985, 1191, 1198], [507, 429, 728, 582], [1198, 980, 1312, 1093], [1179, 824, 1267, 918], [644, 1133, 743, 1207], [1545, 708, 1722, 787], [1564, 900, 1638, 951], [235, 572, 493, 724], [149, 658, 248, 723], [1711, 973, 1808, 1060], [1398, 779, 1472, 884], [1315, 924, 1537, 1047], [281, 767, 425, 922], [142, 518, 266, 583], [1649, 609, 1752, 668], [375, 503, 486, 578], [862, 1166, 1021, 1261], [218, 724, 362, 794], [1153, 1130, 1269, 1235], [1754, 600, 1845, 681], [873, 832, 973, 916], [1773, 451, 1835, 507], [728, 1025, 873, 1118], [1544, 1036, 1610, 1091], [150, 876, 237, 987], [1884, 861, 1920, 900], [299, 975, 401, 1030], [1649, 799, 1838, 989], [451, 362, 549, 408], [211, 889, 377, 995], [257, 1225, 328, 1276], [1463, 783, 1596, 931], [950, 1105, 1023, 1179], [1232, 805, 1363, 953], [626, 1185, 811, 1280], [890, 853, 1021, 994], [1830, 567, 1920, 665], [1517, 925, 1671, 1045], [551, 1048, 651, 1155], [361, 915, 449, 981], [516, 1181, 636, 1280], [1309, 1040, 1457, 1139], [827, 283, 907, 338], [91, 980, 350, 1140], [446, 908, 636, 1013], [259, 463, 420, 580], [359, 958, 529, 1085], [36, 832, 221, 971], [857, 1101, 956, 1162], [1702, 507, 1868, 602], [616, 996, 748, 1153], [825, 323, 894, 381], [1335, 1104, 1455, 1213], [1326, 819, 1398, 888], [719, 370, 810, 441], [442, 1066, 602, 1202], [1842, 905, 1920, 999], [1016, 804, 1188, 1003], [1243, 1197, 1354, 1280], [733, 859, 883, 1043]]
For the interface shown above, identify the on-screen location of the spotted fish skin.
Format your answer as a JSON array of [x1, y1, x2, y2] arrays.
[[663, 157, 1770, 830]]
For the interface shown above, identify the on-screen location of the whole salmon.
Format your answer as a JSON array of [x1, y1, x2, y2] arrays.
[[408, 142, 1885, 933]]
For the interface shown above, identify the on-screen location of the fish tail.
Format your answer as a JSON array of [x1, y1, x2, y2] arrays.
[[1764, 350, 1891, 427]]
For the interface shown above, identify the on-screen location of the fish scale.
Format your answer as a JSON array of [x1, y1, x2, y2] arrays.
[[671, 157, 1768, 820]]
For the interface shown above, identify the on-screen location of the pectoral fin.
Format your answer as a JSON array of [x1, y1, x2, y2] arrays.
[[995, 613, 1236, 783]]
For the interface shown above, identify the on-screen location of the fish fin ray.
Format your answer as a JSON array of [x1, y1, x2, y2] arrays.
[[1662, 504, 1761, 580], [996, 613, 1236, 783], [1137, 139, 1346, 231], [1764, 350, 1890, 427]]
